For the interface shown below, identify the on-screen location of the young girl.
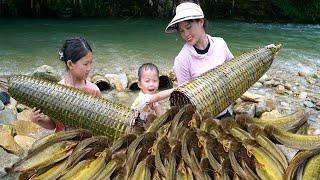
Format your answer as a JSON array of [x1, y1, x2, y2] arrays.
[[31, 37, 101, 131], [131, 63, 173, 122], [165, 2, 234, 119]]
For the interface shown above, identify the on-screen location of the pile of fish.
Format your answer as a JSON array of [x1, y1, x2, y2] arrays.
[[5, 104, 320, 180]]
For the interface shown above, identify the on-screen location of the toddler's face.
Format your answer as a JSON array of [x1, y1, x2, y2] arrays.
[[138, 69, 159, 94]]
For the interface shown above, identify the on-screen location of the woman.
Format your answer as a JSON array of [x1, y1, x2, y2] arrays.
[[165, 2, 233, 118]]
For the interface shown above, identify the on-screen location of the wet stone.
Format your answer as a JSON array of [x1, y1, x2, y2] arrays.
[[0, 147, 19, 176], [304, 101, 315, 108], [258, 74, 270, 83], [275, 85, 287, 95], [32, 65, 62, 82], [305, 76, 316, 85], [252, 82, 263, 88], [255, 99, 274, 117], [284, 82, 292, 90], [0, 109, 17, 125], [299, 92, 308, 101], [234, 102, 256, 118], [0, 101, 4, 111], [298, 71, 307, 77], [0, 91, 10, 105], [240, 91, 264, 103]]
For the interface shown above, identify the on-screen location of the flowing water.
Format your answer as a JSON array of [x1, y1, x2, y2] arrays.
[[0, 18, 319, 120], [0, 18, 319, 76]]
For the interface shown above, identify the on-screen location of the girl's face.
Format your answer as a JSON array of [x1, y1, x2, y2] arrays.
[[138, 69, 159, 94], [67, 52, 93, 80], [178, 19, 204, 46]]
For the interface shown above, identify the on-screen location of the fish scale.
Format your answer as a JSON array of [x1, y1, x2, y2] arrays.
[[170, 45, 281, 116], [6, 75, 135, 140]]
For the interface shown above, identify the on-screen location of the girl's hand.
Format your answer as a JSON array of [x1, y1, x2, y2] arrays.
[[30, 108, 55, 129], [31, 108, 44, 123]]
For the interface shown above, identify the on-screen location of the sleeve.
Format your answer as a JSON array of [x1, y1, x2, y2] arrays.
[[131, 93, 152, 111], [174, 55, 191, 85], [222, 38, 234, 61]]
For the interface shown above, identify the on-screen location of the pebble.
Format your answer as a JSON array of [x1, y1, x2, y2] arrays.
[[304, 101, 315, 108]]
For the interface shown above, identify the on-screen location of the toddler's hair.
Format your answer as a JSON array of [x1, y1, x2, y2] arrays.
[[59, 37, 92, 67], [138, 63, 159, 80]]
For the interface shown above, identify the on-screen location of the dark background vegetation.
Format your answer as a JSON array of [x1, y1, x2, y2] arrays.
[[0, 0, 319, 23]]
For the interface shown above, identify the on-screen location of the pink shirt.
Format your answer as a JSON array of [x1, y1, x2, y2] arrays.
[[174, 35, 234, 85], [174, 35, 234, 117]]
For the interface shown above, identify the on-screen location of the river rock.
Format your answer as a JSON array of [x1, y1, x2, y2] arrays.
[[298, 71, 307, 77], [260, 110, 282, 119], [255, 99, 275, 117], [283, 82, 292, 90], [14, 135, 36, 151], [0, 109, 17, 125], [5, 98, 17, 115], [275, 85, 287, 95], [0, 91, 10, 105], [252, 82, 263, 88], [240, 91, 264, 103], [0, 101, 4, 111], [0, 131, 23, 155], [304, 101, 315, 108], [299, 92, 308, 100], [16, 104, 27, 113], [258, 74, 270, 83], [32, 65, 62, 82], [0, 124, 16, 136], [17, 109, 32, 122], [118, 73, 128, 89], [305, 76, 316, 85], [233, 102, 256, 118], [12, 120, 41, 138], [105, 73, 128, 91], [0, 147, 19, 177]]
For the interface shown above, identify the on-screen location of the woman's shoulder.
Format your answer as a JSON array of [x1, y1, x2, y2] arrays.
[[208, 35, 227, 44]]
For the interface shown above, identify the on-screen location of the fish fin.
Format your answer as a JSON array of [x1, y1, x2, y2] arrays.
[[235, 114, 248, 127], [263, 125, 276, 135], [220, 118, 239, 133], [247, 124, 263, 138]]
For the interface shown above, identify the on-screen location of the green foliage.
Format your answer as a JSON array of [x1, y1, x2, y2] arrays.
[[1, 0, 18, 16], [275, 0, 320, 22], [0, 0, 319, 22]]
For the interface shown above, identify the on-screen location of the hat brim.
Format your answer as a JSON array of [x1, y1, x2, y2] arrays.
[[165, 14, 204, 33]]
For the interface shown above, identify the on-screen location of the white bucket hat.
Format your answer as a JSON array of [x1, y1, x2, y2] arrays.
[[165, 2, 204, 33]]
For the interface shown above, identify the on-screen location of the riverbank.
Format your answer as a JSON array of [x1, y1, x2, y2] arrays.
[[0, 52, 319, 178]]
